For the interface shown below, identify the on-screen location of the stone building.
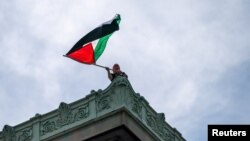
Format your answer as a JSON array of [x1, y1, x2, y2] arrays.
[[0, 76, 186, 141]]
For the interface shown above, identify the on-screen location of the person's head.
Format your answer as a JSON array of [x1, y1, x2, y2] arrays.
[[112, 63, 121, 74]]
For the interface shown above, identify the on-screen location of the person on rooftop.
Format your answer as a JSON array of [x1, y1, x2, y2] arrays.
[[106, 63, 128, 81]]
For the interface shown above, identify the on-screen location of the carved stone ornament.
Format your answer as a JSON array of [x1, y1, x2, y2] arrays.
[[18, 128, 32, 141], [131, 95, 142, 118], [41, 121, 56, 135], [96, 93, 112, 112], [75, 105, 89, 121], [112, 76, 129, 87], [2, 125, 15, 141], [57, 102, 73, 127], [40, 103, 90, 136], [164, 129, 175, 141], [146, 112, 158, 131], [156, 113, 165, 137], [146, 112, 173, 140]]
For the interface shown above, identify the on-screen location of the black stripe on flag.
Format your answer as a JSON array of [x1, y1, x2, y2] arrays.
[[66, 14, 120, 55]]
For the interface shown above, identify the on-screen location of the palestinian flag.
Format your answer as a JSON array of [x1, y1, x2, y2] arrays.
[[64, 14, 121, 64]]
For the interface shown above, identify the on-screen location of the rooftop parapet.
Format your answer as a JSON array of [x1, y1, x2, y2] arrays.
[[0, 76, 185, 141]]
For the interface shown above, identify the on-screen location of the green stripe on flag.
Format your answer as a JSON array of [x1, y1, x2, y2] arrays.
[[94, 34, 112, 61], [94, 16, 121, 62]]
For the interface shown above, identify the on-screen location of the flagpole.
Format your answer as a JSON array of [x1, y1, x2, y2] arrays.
[[93, 64, 112, 70]]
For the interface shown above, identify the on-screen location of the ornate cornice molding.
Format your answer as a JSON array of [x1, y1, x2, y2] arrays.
[[0, 76, 185, 141]]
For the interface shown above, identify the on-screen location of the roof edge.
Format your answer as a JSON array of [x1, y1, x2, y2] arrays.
[[0, 76, 186, 141]]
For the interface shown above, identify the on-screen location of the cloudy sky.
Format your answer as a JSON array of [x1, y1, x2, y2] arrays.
[[0, 0, 249, 140]]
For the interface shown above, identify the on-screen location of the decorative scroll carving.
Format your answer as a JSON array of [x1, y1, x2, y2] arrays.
[[146, 112, 158, 131], [18, 128, 32, 141], [96, 91, 112, 112], [75, 105, 89, 121], [164, 129, 175, 141], [131, 94, 142, 118], [2, 125, 33, 141], [2, 125, 15, 141], [146, 111, 175, 140], [41, 121, 56, 135], [57, 102, 73, 127], [156, 113, 165, 137], [40, 102, 90, 136]]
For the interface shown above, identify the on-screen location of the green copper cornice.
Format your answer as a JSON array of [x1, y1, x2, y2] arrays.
[[0, 76, 185, 141]]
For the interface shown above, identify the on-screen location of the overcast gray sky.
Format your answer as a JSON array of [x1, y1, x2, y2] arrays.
[[0, 0, 250, 141]]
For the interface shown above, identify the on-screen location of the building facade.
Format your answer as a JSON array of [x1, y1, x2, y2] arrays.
[[0, 76, 186, 141]]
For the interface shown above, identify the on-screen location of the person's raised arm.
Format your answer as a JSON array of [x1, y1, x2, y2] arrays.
[[105, 67, 113, 81]]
